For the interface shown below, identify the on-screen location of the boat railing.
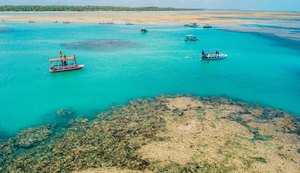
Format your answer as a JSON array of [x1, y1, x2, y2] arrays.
[[202, 53, 227, 59], [51, 64, 78, 70]]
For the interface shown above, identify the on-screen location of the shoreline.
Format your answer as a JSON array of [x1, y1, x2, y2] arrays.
[[2, 10, 300, 41], [0, 95, 299, 172], [1, 11, 300, 24]]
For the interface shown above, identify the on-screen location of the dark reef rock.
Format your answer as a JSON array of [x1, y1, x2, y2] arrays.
[[62, 39, 142, 51], [56, 109, 73, 117]]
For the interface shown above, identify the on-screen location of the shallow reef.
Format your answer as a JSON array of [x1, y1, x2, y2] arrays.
[[62, 40, 142, 51], [0, 27, 13, 32], [0, 95, 299, 173], [15, 125, 53, 148]]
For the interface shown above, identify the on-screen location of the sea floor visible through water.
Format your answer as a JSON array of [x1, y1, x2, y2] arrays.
[[0, 22, 300, 138], [0, 96, 299, 172]]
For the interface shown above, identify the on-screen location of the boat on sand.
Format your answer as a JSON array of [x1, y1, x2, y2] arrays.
[[184, 23, 199, 28], [203, 24, 212, 28]]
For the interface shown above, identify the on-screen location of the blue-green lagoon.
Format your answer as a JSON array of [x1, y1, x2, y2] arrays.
[[1, 22, 300, 137]]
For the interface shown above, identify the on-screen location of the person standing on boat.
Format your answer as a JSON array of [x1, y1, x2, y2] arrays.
[[74, 55, 77, 65], [63, 55, 68, 66], [216, 50, 220, 58], [59, 51, 64, 66]]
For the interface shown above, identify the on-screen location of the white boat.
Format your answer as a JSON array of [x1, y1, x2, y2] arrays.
[[184, 35, 198, 41], [203, 24, 212, 28], [201, 50, 228, 61]]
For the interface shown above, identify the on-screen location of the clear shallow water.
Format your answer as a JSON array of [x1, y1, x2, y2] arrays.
[[0, 22, 300, 137]]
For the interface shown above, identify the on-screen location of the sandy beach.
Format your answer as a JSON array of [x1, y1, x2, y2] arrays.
[[1, 11, 300, 24], [2, 10, 300, 41]]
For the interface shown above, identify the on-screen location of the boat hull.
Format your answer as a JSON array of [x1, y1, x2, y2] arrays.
[[50, 65, 84, 73], [185, 39, 198, 42], [202, 54, 228, 61]]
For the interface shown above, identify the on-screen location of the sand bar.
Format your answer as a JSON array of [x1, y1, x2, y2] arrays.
[[1, 11, 300, 24]]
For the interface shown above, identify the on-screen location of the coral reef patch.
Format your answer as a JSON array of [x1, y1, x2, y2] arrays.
[[15, 125, 53, 148], [62, 40, 142, 51], [0, 27, 13, 32], [0, 96, 299, 172]]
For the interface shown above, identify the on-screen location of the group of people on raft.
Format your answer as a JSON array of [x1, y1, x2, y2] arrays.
[[201, 50, 227, 60]]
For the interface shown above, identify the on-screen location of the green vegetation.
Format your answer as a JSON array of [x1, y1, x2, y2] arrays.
[[254, 157, 267, 163], [0, 6, 198, 12]]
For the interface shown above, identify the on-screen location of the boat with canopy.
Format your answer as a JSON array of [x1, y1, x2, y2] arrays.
[[203, 24, 212, 28], [201, 50, 228, 61], [185, 35, 198, 41], [184, 23, 199, 28], [48, 51, 84, 73]]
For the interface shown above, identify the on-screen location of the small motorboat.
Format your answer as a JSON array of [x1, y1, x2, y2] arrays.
[[99, 21, 114, 25], [140, 28, 148, 33], [125, 21, 134, 25], [184, 35, 198, 42], [201, 50, 228, 61], [48, 51, 84, 73], [203, 24, 212, 28], [184, 23, 199, 28]]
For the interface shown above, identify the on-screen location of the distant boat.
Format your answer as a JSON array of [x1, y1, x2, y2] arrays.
[[63, 21, 71, 24], [203, 24, 212, 28], [28, 20, 35, 23], [184, 23, 199, 28], [184, 35, 198, 42], [106, 21, 114, 24], [201, 50, 228, 61], [125, 21, 134, 25], [140, 28, 148, 33], [48, 51, 84, 73], [99, 21, 114, 25]]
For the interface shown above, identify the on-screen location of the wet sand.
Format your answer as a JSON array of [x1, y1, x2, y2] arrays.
[[2, 11, 300, 41], [0, 95, 299, 172], [1, 11, 299, 24]]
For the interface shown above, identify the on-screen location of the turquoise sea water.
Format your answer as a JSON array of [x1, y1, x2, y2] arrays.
[[0, 22, 300, 137]]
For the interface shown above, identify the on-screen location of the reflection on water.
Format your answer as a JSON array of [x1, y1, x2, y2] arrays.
[[62, 40, 142, 51]]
